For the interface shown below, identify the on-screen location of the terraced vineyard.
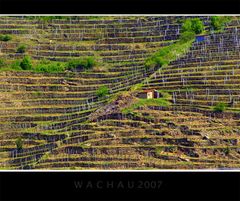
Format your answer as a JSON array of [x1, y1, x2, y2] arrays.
[[0, 16, 239, 169]]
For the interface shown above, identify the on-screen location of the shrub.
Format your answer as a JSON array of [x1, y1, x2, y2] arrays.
[[67, 57, 96, 71], [20, 56, 32, 70], [35, 62, 66, 73], [15, 137, 23, 150], [0, 34, 12, 42], [0, 59, 6, 67], [17, 44, 27, 53], [210, 16, 231, 31], [211, 16, 222, 30], [96, 86, 109, 98], [213, 102, 227, 112], [191, 18, 204, 34], [182, 19, 193, 33], [182, 18, 204, 34]]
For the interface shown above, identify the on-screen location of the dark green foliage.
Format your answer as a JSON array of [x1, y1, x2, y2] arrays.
[[67, 57, 96, 71], [0, 59, 6, 67], [15, 137, 23, 150], [182, 19, 192, 33], [182, 18, 204, 34], [0, 34, 12, 41], [20, 56, 32, 70], [213, 102, 227, 112], [210, 16, 232, 31], [96, 86, 109, 98], [191, 18, 204, 34], [17, 44, 27, 53]]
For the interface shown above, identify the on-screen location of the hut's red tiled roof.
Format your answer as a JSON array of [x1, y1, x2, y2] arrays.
[[141, 89, 157, 93]]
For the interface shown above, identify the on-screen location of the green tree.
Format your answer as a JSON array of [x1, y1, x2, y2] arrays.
[[182, 19, 193, 33], [182, 18, 204, 34], [191, 18, 204, 34]]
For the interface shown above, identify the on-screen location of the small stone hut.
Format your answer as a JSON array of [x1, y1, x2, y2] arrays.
[[137, 89, 161, 99]]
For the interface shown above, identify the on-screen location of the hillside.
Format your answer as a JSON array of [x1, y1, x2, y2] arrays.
[[0, 16, 239, 169]]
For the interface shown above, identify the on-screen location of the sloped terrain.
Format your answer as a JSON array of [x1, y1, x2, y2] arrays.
[[0, 16, 239, 169]]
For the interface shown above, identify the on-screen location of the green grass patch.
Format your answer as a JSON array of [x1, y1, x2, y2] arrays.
[[145, 38, 194, 69], [35, 60, 66, 73], [157, 90, 172, 100], [130, 83, 144, 91], [20, 56, 32, 70], [122, 98, 171, 114], [32, 91, 43, 96]]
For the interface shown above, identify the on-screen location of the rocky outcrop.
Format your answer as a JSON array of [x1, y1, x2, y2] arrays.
[[88, 91, 137, 121]]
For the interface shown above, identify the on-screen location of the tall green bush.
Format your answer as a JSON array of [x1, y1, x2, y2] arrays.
[[35, 62, 66, 73], [191, 18, 204, 34], [0, 35, 12, 42], [213, 102, 227, 112], [20, 56, 32, 70], [67, 57, 96, 71], [210, 16, 231, 31]]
